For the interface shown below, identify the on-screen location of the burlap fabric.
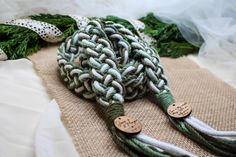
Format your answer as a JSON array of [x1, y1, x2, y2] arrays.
[[29, 46, 236, 157]]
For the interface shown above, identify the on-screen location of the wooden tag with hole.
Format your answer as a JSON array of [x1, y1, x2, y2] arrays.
[[114, 116, 142, 134], [167, 102, 192, 118]]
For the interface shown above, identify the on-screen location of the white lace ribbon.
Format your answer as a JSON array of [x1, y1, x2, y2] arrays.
[[6, 19, 64, 43], [127, 19, 154, 44], [127, 19, 145, 30], [68, 15, 90, 29]]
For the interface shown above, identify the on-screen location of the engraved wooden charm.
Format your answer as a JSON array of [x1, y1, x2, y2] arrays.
[[167, 102, 192, 118], [114, 116, 142, 134]]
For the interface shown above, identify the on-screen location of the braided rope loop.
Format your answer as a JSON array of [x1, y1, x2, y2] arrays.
[[58, 19, 170, 102]]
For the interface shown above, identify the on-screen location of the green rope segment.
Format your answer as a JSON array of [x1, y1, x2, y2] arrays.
[[100, 16, 138, 35], [0, 13, 198, 60], [57, 19, 183, 157]]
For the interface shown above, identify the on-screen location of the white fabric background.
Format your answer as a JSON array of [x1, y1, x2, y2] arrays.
[[0, 1, 235, 156], [0, 59, 79, 157]]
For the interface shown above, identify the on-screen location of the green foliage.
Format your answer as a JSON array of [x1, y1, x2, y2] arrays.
[[0, 14, 77, 59], [102, 14, 199, 58], [0, 24, 45, 59], [0, 13, 199, 60], [139, 13, 199, 57], [30, 14, 77, 37]]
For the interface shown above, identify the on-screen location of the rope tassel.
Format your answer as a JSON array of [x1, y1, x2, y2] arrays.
[[57, 19, 196, 157], [155, 92, 236, 156]]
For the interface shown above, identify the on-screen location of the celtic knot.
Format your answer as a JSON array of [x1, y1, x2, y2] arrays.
[[57, 19, 170, 107]]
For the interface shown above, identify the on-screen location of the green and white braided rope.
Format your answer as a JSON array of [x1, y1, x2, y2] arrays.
[[57, 19, 194, 157], [58, 21, 170, 102], [57, 19, 236, 156], [0, 12, 234, 156]]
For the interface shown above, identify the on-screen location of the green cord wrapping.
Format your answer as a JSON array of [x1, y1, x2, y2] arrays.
[[57, 19, 185, 157], [100, 104, 172, 157], [155, 92, 175, 112]]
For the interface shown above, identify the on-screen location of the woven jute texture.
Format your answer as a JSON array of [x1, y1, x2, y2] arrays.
[[29, 46, 236, 157]]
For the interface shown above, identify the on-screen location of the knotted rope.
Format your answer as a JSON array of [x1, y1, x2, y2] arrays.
[[57, 19, 236, 156]]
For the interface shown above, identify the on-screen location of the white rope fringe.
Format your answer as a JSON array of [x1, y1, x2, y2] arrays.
[[135, 133, 197, 157], [185, 116, 236, 140]]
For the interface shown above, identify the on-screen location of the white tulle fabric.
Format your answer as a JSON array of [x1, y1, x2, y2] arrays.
[[151, 0, 236, 88]]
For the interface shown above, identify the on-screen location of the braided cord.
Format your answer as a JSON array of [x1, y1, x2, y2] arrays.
[[57, 19, 185, 157], [57, 19, 236, 156]]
